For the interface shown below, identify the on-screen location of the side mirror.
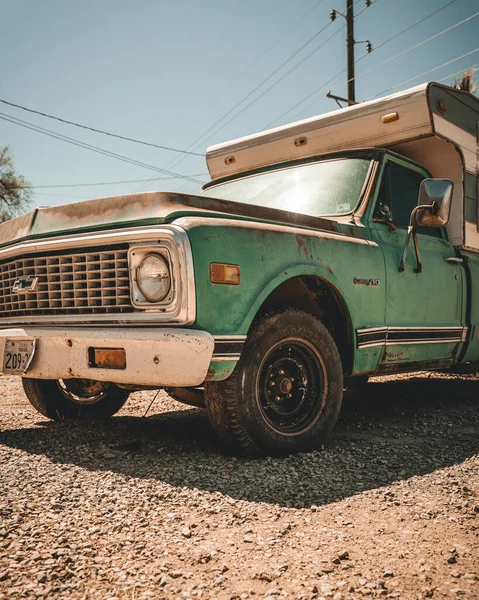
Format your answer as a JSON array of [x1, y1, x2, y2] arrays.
[[416, 179, 453, 228], [399, 178, 453, 274]]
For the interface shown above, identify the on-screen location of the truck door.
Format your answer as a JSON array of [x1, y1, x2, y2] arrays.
[[368, 157, 465, 369]]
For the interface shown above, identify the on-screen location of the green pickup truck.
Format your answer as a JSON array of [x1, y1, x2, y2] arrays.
[[0, 82, 478, 454]]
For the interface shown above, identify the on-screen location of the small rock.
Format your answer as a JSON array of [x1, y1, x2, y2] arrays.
[[36, 572, 47, 584], [170, 570, 183, 579], [383, 570, 394, 578], [337, 550, 349, 560], [448, 553, 458, 564], [181, 527, 192, 539]]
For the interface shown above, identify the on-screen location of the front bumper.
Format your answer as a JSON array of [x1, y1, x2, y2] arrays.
[[0, 327, 214, 387]]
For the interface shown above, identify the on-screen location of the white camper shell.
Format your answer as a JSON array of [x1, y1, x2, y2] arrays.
[[206, 82, 479, 252]]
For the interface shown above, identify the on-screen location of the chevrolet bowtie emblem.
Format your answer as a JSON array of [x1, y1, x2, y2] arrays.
[[12, 276, 39, 294]]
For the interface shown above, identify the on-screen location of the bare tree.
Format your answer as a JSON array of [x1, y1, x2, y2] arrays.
[[0, 146, 32, 223], [452, 69, 477, 95]]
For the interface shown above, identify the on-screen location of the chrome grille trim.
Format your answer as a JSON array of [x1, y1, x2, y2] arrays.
[[0, 225, 195, 327], [0, 246, 133, 317]]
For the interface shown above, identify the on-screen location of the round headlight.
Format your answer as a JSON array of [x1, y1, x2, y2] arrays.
[[136, 254, 171, 302]]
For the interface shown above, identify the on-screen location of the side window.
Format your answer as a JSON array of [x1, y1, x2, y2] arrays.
[[373, 162, 440, 237]]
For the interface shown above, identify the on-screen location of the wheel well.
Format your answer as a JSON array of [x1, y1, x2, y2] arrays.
[[252, 276, 354, 375]]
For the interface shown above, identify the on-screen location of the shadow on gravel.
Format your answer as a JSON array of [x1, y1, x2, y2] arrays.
[[1, 375, 478, 508]]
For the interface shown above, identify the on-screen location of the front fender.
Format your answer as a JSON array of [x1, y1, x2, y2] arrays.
[[180, 216, 386, 378]]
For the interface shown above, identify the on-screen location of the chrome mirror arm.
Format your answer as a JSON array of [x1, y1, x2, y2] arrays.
[[399, 204, 434, 273]]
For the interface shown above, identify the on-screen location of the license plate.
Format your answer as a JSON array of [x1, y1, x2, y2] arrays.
[[2, 339, 36, 375]]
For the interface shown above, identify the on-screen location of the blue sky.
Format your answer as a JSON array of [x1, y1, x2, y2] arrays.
[[1, 0, 478, 208]]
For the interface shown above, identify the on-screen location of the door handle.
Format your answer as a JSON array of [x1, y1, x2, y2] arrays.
[[444, 257, 464, 265]]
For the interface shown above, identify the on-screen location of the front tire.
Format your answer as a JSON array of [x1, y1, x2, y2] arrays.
[[22, 378, 130, 421], [205, 309, 343, 455]]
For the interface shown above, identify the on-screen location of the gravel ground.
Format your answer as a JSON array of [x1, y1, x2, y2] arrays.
[[0, 372, 478, 600]]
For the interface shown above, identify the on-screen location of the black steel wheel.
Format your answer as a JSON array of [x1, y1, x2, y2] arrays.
[[205, 309, 343, 455], [257, 340, 325, 434], [22, 378, 130, 421]]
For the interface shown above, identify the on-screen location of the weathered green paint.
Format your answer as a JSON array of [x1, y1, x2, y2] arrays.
[[185, 216, 386, 376], [190, 150, 470, 379], [206, 361, 237, 381]]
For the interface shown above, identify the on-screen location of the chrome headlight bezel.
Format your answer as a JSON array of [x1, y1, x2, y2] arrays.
[[136, 253, 171, 303], [128, 243, 176, 309]]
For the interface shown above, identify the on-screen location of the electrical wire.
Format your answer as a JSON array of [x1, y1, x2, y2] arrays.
[[167, 21, 336, 160], [189, 0, 372, 153], [187, 0, 329, 124], [264, 66, 346, 128], [0, 98, 203, 157], [262, 0, 380, 127], [356, 0, 460, 65], [0, 112, 205, 184], [436, 63, 479, 84], [196, 25, 345, 148], [342, 10, 479, 89], [135, 7, 342, 193], [369, 46, 479, 98], [276, 7, 479, 125]]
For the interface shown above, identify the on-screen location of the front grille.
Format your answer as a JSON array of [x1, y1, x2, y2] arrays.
[[0, 246, 133, 317]]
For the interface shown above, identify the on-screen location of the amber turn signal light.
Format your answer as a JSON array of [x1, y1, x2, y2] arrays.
[[210, 263, 241, 285], [382, 112, 399, 124]]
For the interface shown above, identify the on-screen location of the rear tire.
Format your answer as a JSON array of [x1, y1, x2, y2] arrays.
[[22, 378, 130, 421], [204, 309, 343, 455]]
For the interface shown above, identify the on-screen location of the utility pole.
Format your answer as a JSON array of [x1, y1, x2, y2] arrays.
[[346, 0, 355, 104], [328, 0, 373, 107]]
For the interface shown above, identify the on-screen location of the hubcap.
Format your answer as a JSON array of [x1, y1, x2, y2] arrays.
[[257, 339, 325, 434], [57, 379, 110, 405]]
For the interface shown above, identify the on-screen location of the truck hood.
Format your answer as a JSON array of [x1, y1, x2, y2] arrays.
[[0, 191, 338, 247]]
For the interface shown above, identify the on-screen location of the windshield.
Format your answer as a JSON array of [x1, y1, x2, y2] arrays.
[[203, 157, 371, 217]]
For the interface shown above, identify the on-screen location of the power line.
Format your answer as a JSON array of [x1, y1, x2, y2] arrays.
[[186, 0, 328, 124], [342, 10, 479, 89], [280, 7, 479, 125], [0, 112, 205, 185], [198, 26, 345, 146], [265, 66, 346, 128], [169, 21, 337, 159], [370, 46, 479, 98], [22, 174, 207, 190], [437, 63, 479, 84], [135, 7, 342, 193], [356, 0, 460, 65], [0, 98, 203, 157], [264, 0, 378, 127]]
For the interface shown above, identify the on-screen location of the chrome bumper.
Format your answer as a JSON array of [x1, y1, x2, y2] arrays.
[[0, 327, 214, 387]]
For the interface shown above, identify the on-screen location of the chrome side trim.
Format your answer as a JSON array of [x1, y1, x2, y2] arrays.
[[212, 335, 246, 362], [0, 225, 196, 327], [356, 326, 467, 349]]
